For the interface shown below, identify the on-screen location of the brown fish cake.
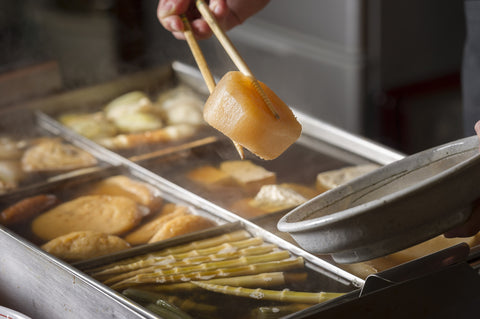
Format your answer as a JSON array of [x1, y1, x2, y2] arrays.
[[124, 204, 189, 245], [32, 195, 142, 241], [42, 231, 130, 262], [148, 214, 216, 243]]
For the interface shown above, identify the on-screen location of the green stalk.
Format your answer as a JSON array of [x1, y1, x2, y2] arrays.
[[144, 271, 294, 292], [103, 244, 277, 285], [191, 282, 346, 304], [123, 288, 216, 317], [111, 251, 290, 289], [145, 303, 192, 319], [87, 230, 251, 273], [251, 304, 311, 319], [166, 296, 218, 315], [111, 257, 304, 290], [90, 236, 262, 278]]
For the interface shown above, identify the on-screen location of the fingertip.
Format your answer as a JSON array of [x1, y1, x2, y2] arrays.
[[210, 0, 227, 17], [474, 120, 480, 135], [172, 31, 186, 40], [191, 19, 213, 39], [157, 0, 174, 19], [162, 16, 185, 33]]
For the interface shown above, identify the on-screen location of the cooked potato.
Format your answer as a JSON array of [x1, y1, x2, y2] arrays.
[[59, 112, 117, 140], [104, 91, 153, 119]]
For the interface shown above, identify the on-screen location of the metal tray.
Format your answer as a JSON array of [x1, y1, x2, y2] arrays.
[[20, 61, 405, 164], [5, 62, 468, 318], [0, 107, 109, 195], [0, 202, 362, 319], [0, 103, 362, 319], [73, 222, 362, 319], [0, 164, 230, 253], [20, 62, 220, 159]]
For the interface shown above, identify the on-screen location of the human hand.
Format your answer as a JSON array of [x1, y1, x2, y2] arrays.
[[444, 120, 480, 238], [157, 0, 270, 40]]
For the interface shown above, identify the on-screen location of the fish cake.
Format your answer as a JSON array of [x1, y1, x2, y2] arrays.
[[31, 195, 143, 241], [148, 214, 216, 243], [124, 204, 189, 245], [42, 231, 130, 262], [21, 138, 97, 172], [88, 175, 163, 212]]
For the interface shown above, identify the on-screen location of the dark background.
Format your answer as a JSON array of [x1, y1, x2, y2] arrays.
[[0, 0, 467, 155]]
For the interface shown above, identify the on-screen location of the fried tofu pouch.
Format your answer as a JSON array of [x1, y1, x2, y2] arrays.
[[219, 160, 276, 194], [124, 203, 189, 245], [203, 71, 302, 160], [31, 195, 143, 241], [148, 213, 216, 243], [42, 231, 130, 262]]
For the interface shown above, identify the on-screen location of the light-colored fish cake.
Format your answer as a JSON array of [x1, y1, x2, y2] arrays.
[[32, 195, 143, 241], [42, 231, 130, 262]]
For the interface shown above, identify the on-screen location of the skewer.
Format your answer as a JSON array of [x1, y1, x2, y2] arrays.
[[128, 136, 218, 162], [195, 0, 280, 119], [181, 14, 245, 159]]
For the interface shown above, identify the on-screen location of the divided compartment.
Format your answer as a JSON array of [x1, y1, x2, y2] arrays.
[[5, 61, 466, 316], [135, 136, 374, 222], [0, 164, 227, 263], [0, 107, 108, 195], [75, 222, 361, 319], [22, 63, 221, 159]]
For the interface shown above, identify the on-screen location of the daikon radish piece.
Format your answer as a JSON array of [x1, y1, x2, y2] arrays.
[[203, 71, 302, 160]]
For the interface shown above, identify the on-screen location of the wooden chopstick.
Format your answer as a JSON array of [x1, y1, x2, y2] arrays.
[[181, 14, 245, 159], [195, 0, 280, 119], [181, 15, 216, 92]]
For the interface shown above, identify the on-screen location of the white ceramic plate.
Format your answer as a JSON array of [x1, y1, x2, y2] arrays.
[[278, 136, 480, 264], [0, 306, 31, 319]]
